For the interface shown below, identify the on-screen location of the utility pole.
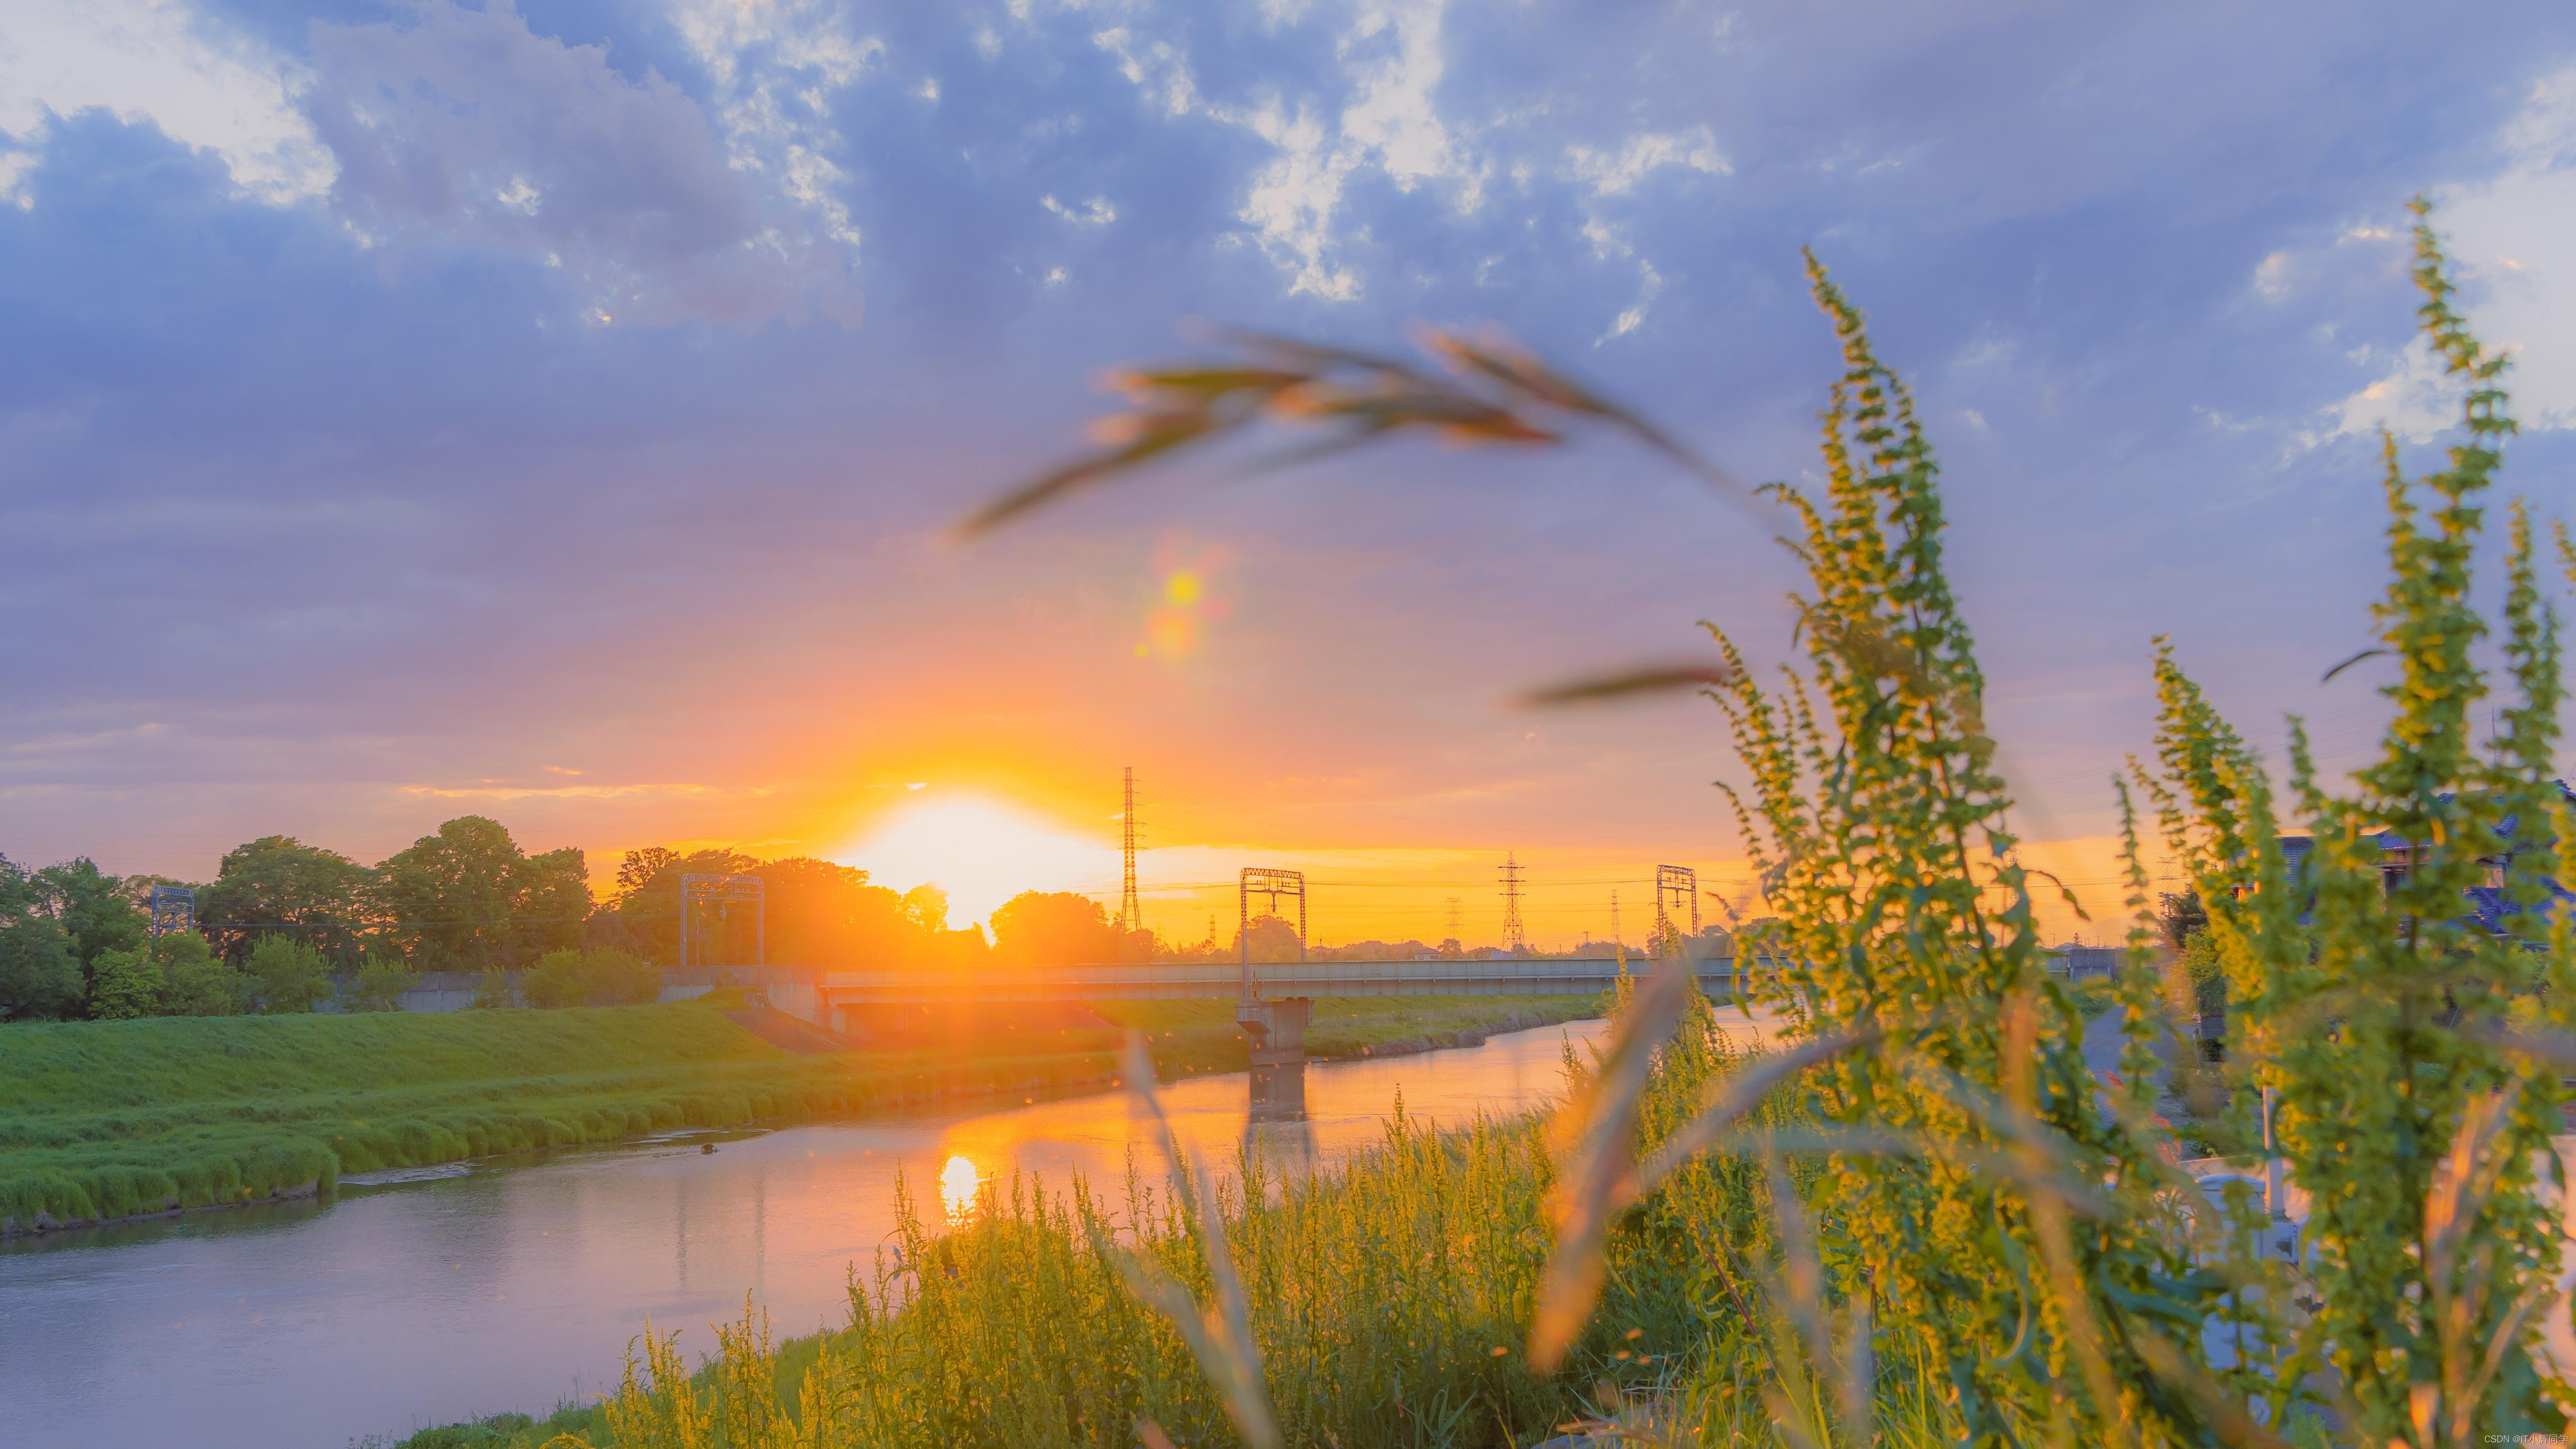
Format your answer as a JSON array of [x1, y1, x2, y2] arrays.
[[1119, 766, 1142, 934], [1499, 853, 1527, 953]]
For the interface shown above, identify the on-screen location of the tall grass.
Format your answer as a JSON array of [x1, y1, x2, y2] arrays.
[[412, 992, 1973, 1449]]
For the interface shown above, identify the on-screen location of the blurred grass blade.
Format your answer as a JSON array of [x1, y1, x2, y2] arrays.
[[1517, 662, 1741, 709], [1092, 1031, 1284, 1449], [1528, 950, 1694, 1371], [953, 408, 1228, 539], [2130, 1329, 2293, 1449], [1419, 327, 1764, 508], [2319, 647, 2390, 684], [1634, 1030, 1873, 1193]]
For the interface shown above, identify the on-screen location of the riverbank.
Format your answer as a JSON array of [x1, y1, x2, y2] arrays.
[[0, 994, 1602, 1238], [377, 995, 1809, 1449]]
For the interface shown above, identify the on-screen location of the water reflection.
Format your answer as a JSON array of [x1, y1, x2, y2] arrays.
[[0, 1019, 1608, 1449], [937, 1154, 983, 1221], [1247, 1062, 1307, 1123]]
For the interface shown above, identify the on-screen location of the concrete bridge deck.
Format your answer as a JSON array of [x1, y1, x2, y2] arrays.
[[807, 956, 1737, 1005]]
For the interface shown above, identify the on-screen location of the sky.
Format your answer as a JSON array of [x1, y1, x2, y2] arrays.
[[2, 0, 2574, 947]]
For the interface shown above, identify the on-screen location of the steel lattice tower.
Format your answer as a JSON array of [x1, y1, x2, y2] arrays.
[[1119, 766, 1141, 934], [1654, 864, 1699, 952], [1498, 854, 1527, 952]]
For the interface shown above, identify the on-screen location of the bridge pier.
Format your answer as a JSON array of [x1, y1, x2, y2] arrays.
[[1234, 996, 1311, 1068]]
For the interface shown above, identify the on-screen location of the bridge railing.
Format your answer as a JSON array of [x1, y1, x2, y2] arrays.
[[810, 956, 1746, 1004]]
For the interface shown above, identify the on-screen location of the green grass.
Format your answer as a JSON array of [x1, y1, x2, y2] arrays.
[[0, 995, 1600, 1234], [379, 995, 1949, 1449]]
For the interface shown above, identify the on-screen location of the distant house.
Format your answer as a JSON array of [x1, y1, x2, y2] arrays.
[[2272, 779, 2576, 936]]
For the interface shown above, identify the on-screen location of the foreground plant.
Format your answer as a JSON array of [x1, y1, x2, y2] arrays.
[[973, 202, 2570, 1445], [2136, 201, 2573, 1444]]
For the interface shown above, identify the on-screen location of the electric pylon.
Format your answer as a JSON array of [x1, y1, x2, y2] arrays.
[[1498, 854, 1527, 952], [1119, 766, 1141, 934], [1444, 896, 1463, 944], [1654, 864, 1699, 954]]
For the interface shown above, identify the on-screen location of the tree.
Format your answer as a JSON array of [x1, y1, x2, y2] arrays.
[[1233, 912, 1303, 965], [155, 931, 242, 1016], [31, 858, 148, 969], [199, 836, 372, 964], [616, 846, 683, 897], [608, 846, 756, 965], [86, 946, 160, 1019], [517, 847, 593, 957], [375, 817, 587, 970], [2153, 889, 2207, 953], [0, 854, 80, 1021], [244, 935, 333, 1014], [900, 884, 948, 933], [990, 891, 1120, 967], [0, 915, 79, 1021]]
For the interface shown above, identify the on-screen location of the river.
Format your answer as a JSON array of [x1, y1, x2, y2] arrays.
[[0, 1020, 1612, 1449]]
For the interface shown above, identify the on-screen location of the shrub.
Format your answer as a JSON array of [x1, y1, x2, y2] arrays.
[[522, 948, 659, 1009], [154, 931, 242, 1017], [347, 951, 414, 1012], [245, 935, 333, 1014], [85, 947, 160, 1020]]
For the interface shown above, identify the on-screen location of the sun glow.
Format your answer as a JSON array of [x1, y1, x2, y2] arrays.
[[835, 793, 1115, 928], [938, 1154, 983, 1221]]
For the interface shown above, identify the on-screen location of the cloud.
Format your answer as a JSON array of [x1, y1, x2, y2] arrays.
[[5, 0, 2576, 904], [1565, 128, 1728, 197], [303, 0, 860, 323], [2428, 63, 2576, 429], [0, 0, 332, 203]]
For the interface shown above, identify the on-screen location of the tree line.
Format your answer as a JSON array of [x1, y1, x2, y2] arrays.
[[0, 815, 1393, 1023]]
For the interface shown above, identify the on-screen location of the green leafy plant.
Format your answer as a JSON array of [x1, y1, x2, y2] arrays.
[[246, 935, 334, 1014], [966, 202, 2570, 1445], [84, 946, 162, 1020], [348, 950, 416, 1013], [2134, 201, 2571, 1444], [522, 949, 660, 1010], [155, 930, 243, 1017]]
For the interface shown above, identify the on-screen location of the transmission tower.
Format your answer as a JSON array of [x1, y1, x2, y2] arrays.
[[1498, 854, 1527, 952], [1119, 766, 1142, 934], [1610, 889, 1622, 949], [1238, 867, 1308, 998], [1444, 896, 1463, 944], [146, 884, 195, 938], [1654, 864, 1699, 951], [679, 873, 765, 977]]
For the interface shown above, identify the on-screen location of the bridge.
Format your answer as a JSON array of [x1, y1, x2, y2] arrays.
[[765, 956, 1743, 1074]]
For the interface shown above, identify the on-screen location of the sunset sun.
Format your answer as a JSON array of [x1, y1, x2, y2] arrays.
[[835, 794, 1116, 928]]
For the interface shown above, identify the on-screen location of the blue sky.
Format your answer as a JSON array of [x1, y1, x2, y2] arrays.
[[2, 0, 2573, 940]]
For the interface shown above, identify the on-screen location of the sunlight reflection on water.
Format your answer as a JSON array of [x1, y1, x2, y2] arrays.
[[937, 1153, 983, 1221]]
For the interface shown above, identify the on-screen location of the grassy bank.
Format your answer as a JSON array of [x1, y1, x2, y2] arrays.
[[385, 995, 1960, 1449], [0, 995, 1599, 1235]]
